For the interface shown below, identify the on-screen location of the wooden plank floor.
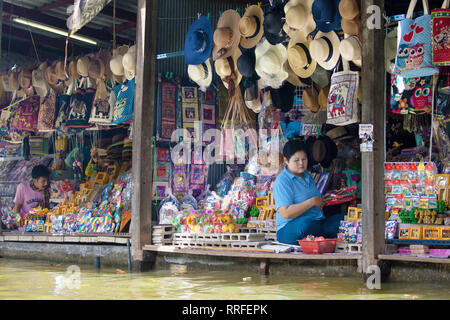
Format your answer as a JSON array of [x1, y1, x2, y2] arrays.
[[143, 245, 361, 260], [378, 254, 450, 264]]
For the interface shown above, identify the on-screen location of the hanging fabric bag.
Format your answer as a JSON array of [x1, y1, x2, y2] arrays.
[[65, 77, 96, 128], [37, 92, 57, 131], [10, 95, 40, 133], [432, 0, 450, 65], [112, 78, 135, 124], [394, 0, 439, 77]]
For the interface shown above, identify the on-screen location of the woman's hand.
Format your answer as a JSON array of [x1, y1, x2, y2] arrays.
[[310, 196, 325, 210]]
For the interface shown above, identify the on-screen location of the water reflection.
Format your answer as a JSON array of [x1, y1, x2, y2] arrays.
[[0, 258, 448, 300]]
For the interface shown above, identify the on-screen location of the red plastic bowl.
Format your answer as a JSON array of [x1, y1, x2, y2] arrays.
[[297, 239, 337, 254]]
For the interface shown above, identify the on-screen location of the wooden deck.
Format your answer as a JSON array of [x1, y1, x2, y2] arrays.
[[0, 232, 130, 244], [378, 254, 450, 264]]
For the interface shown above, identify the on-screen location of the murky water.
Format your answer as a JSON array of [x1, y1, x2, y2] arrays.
[[0, 258, 449, 300]]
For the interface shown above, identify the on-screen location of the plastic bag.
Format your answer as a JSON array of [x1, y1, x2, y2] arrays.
[[158, 189, 181, 225], [181, 190, 198, 211]]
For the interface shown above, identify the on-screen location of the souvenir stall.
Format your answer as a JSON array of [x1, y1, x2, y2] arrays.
[[383, 0, 450, 258], [0, 44, 136, 238], [153, 0, 364, 253]]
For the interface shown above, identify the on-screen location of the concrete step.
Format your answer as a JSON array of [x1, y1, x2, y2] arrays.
[[220, 233, 266, 242]]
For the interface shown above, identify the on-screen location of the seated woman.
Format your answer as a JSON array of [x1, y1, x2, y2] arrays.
[[273, 140, 344, 245]]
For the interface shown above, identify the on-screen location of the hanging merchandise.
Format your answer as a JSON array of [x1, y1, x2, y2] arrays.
[[244, 83, 262, 113], [326, 62, 360, 126], [339, 35, 362, 68], [32, 62, 50, 99], [37, 92, 57, 132], [188, 59, 213, 92], [432, 0, 450, 66], [215, 48, 243, 97], [54, 94, 71, 130], [287, 35, 317, 79], [66, 85, 96, 128], [312, 0, 342, 33], [184, 15, 213, 65], [237, 47, 260, 88], [393, 0, 439, 78], [271, 81, 295, 113], [110, 45, 129, 85], [310, 31, 341, 71], [173, 165, 188, 194], [255, 39, 289, 89], [390, 75, 434, 114], [239, 4, 265, 49], [283, 0, 316, 42], [112, 78, 135, 124], [10, 95, 40, 133], [263, 1, 287, 45], [212, 9, 241, 61], [385, 27, 398, 74]]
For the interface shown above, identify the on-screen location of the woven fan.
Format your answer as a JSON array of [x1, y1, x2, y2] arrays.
[[221, 87, 255, 130]]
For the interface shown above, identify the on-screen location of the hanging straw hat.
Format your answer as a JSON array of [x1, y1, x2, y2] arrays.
[[326, 126, 354, 140], [122, 44, 136, 80], [385, 27, 397, 74], [263, 2, 287, 45], [283, 0, 316, 42], [97, 49, 113, 80], [45, 61, 64, 93], [18, 66, 35, 96], [54, 61, 67, 81], [188, 58, 213, 92], [184, 16, 213, 65], [77, 56, 91, 78], [215, 48, 242, 96], [312, 0, 342, 33], [110, 46, 128, 83], [89, 56, 108, 99], [32, 62, 49, 98], [339, 35, 362, 67], [212, 9, 241, 61], [287, 36, 317, 78], [302, 84, 320, 113], [310, 31, 341, 71], [64, 59, 79, 86], [239, 5, 264, 49], [244, 82, 262, 113], [341, 18, 360, 36], [339, 0, 359, 20], [285, 62, 306, 87], [318, 85, 330, 111], [255, 39, 289, 89], [8, 70, 20, 91]]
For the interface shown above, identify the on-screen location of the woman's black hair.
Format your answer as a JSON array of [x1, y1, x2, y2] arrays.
[[31, 165, 50, 179], [282, 139, 308, 161]]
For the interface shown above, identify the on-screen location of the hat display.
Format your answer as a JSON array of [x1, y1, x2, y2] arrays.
[[110, 46, 128, 83], [244, 83, 262, 113], [287, 36, 317, 78], [89, 56, 108, 99], [312, 0, 342, 33], [239, 5, 264, 49], [8, 71, 20, 91], [285, 62, 306, 87], [32, 62, 49, 98], [255, 39, 289, 89], [184, 16, 213, 65], [237, 48, 260, 88], [306, 136, 327, 163], [270, 81, 295, 113], [122, 44, 136, 80], [263, 3, 287, 45], [18, 67, 34, 95], [318, 85, 330, 111], [339, 35, 361, 67], [215, 48, 242, 93], [212, 9, 241, 61], [283, 0, 316, 42], [97, 49, 113, 80], [54, 61, 67, 81], [318, 135, 338, 168], [188, 58, 213, 92], [64, 59, 80, 86], [302, 85, 320, 113], [338, 0, 359, 20], [326, 126, 354, 140], [385, 28, 397, 74], [310, 31, 341, 70], [77, 56, 91, 78], [310, 64, 330, 88], [341, 18, 360, 36]]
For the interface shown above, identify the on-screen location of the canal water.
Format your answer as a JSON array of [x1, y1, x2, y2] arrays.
[[0, 258, 449, 300]]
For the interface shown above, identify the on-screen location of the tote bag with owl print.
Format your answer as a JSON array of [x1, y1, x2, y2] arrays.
[[394, 0, 439, 77]]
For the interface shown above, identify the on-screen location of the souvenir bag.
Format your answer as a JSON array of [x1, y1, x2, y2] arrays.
[[326, 62, 359, 126], [112, 79, 135, 124], [54, 94, 71, 130], [172, 165, 187, 194], [37, 92, 57, 131], [89, 84, 114, 124], [66, 79, 96, 128], [10, 95, 40, 132], [390, 75, 434, 114], [432, 0, 450, 65], [394, 0, 439, 77]]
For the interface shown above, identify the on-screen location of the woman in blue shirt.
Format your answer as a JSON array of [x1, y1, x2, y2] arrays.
[[273, 140, 344, 244]]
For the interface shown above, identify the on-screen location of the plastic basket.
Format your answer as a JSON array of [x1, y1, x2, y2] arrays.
[[297, 239, 337, 254]]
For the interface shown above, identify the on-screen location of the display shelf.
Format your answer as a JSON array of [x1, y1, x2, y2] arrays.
[[378, 254, 450, 264], [387, 239, 450, 246]]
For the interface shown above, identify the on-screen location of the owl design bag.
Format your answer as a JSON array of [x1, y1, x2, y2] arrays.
[[394, 0, 439, 77]]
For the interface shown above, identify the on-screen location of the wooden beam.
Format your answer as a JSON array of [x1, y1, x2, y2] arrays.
[[131, 0, 157, 269], [106, 21, 136, 33], [360, 0, 388, 280], [100, 4, 137, 23], [36, 0, 73, 12]]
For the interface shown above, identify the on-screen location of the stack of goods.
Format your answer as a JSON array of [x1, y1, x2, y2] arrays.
[[1, 211, 21, 230], [106, 141, 124, 162], [170, 210, 239, 234], [337, 207, 362, 244], [24, 207, 49, 232], [121, 138, 132, 162]]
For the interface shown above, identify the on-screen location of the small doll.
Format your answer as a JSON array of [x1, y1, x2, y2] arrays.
[[73, 157, 83, 181]]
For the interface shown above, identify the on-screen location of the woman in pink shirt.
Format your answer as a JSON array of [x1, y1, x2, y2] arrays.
[[13, 165, 51, 218]]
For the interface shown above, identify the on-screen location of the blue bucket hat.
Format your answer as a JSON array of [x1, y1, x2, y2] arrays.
[[312, 0, 342, 33], [184, 16, 213, 65]]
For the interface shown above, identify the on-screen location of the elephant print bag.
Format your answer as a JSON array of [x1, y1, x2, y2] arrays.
[[326, 70, 359, 126]]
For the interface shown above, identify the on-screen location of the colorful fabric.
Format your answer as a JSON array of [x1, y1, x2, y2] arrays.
[[390, 75, 433, 114], [66, 88, 96, 127], [10, 95, 40, 132], [326, 70, 359, 126], [37, 93, 57, 131], [112, 79, 134, 124], [432, 8, 450, 65]]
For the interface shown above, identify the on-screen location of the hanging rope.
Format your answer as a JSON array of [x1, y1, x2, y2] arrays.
[[113, 0, 116, 50]]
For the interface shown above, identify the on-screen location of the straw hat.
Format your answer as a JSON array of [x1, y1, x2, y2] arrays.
[[184, 16, 213, 65], [122, 45, 136, 80], [311, 64, 330, 88], [97, 49, 113, 80], [385, 28, 397, 74], [244, 83, 262, 113], [8, 70, 20, 91], [326, 126, 354, 140], [318, 85, 330, 111], [339, 0, 359, 20], [89, 57, 108, 99], [239, 5, 264, 49], [255, 39, 289, 89], [45, 61, 64, 93], [212, 9, 241, 61], [77, 56, 91, 78], [263, 3, 287, 45], [312, 0, 342, 33], [283, 0, 316, 43], [310, 31, 341, 71], [341, 18, 360, 36], [188, 58, 213, 92], [32, 62, 49, 98], [287, 36, 317, 78], [54, 61, 67, 81], [215, 48, 242, 91], [302, 85, 320, 113], [339, 35, 362, 67], [18, 66, 35, 96], [110, 45, 128, 83], [285, 62, 306, 87], [64, 59, 79, 86]]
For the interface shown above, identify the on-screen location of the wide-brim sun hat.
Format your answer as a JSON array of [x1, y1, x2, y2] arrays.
[[244, 83, 262, 113], [184, 16, 213, 65], [285, 62, 306, 87], [302, 84, 320, 113], [283, 0, 316, 42], [215, 47, 242, 90], [122, 45, 136, 80], [270, 81, 295, 113], [55, 61, 67, 81], [77, 56, 91, 78], [312, 0, 342, 33], [237, 47, 260, 88], [188, 58, 213, 92], [239, 5, 264, 49], [339, 35, 362, 67], [326, 126, 354, 140], [255, 39, 289, 89], [311, 64, 330, 88], [263, 2, 287, 45], [338, 0, 360, 20], [212, 9, 241, 61], [341, 18, 360, 36], [318, 85, 330, 111], [318, 135, 338, 168], [287, 36, 317, 78], [310, 31, 341, 71], [18, 66, 34, 95]]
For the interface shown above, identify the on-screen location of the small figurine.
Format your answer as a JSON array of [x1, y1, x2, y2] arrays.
[[73, 157, 83, 181], [52, 151, 65, 177], [90, 147, 99, 172]]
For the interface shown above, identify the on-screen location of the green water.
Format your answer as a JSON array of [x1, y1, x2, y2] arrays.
[[0, 258, 449, 300]]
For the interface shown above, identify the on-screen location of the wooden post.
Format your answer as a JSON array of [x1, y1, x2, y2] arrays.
[[130, 0, 158, 271], [360, 0, 390, 281]]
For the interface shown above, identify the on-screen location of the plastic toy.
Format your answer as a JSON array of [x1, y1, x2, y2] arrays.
[[73, 157, 83, 181]]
